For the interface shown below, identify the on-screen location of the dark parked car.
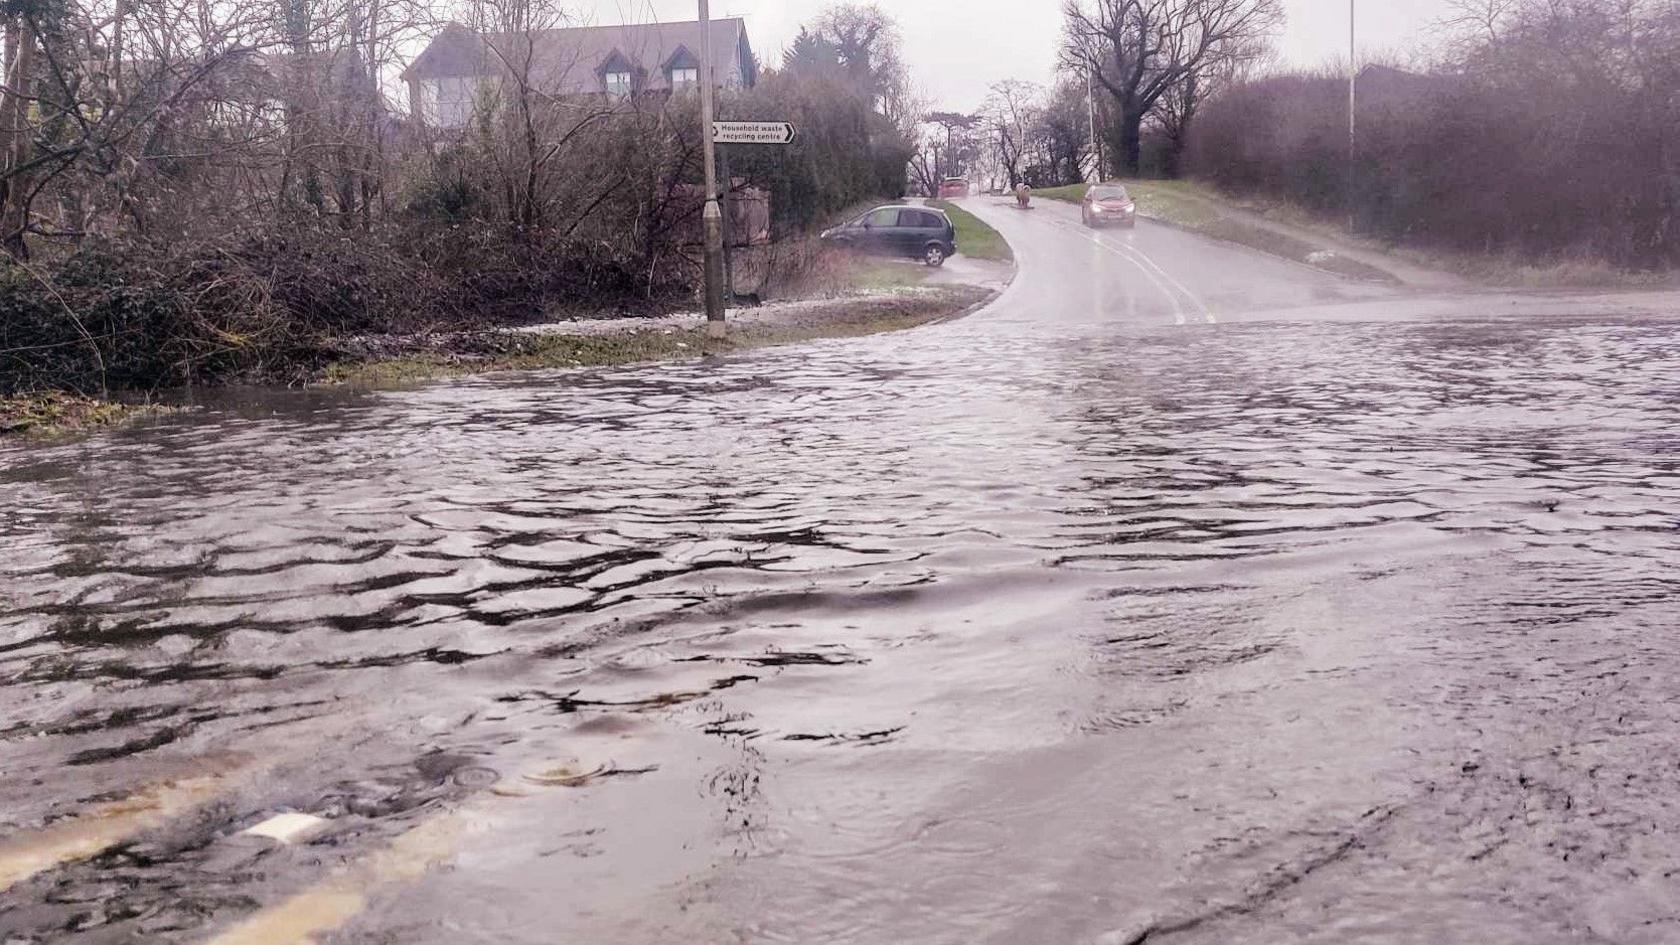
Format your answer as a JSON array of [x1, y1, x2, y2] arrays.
[[821, 205, 958, 267], [1081, 183, 1137, 228]]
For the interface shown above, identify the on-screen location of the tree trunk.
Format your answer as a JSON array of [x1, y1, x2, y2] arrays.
[[1162, 132, 1185, 179], [2, 15, 38, 258], [0, 18, 20, 194], [1118, 106, 1144, 178]]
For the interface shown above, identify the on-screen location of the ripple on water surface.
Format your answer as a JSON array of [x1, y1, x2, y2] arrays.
[[2, 314, 1680, 943]]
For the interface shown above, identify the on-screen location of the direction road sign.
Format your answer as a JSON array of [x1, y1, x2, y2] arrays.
[[712, 121, 797, 145]]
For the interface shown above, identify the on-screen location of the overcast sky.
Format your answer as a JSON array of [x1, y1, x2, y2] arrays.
[[584, 0, 1456, 110]]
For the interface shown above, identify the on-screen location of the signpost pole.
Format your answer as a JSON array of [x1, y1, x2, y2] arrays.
[[698, 0, 726, 339]]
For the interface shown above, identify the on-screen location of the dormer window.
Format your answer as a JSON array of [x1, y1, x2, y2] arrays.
[[664, 46, 700, 94], [600, 50, 635, 99]]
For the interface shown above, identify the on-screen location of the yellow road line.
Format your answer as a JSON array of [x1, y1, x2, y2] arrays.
[[201, 812, 469, 945], [0, 775, 227, 893]]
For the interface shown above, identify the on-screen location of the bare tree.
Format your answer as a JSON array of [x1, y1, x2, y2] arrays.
[[982, 80, 1043, 189], [1440, 0, 1521, 44], [1151, 37, 1269, 177], [1061, 0, 1283, 177]]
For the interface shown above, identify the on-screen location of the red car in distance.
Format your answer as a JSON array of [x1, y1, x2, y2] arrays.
[[1082, 182, 1137, 228], [937, 177, 970, 199]]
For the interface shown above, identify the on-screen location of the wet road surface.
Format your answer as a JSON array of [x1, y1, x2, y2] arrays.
[[4, 198, 1680, 943]]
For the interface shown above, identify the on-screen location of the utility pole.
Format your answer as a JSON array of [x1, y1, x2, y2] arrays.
[[1347, 0, 1357, 232], [698, 0, 726, 339]]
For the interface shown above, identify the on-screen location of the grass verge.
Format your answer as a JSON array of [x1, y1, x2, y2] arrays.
[[1051, 179, 1676, 288], [1041, 180, 1396, 283], [928, 200, 1014, 263], [0, 392, 166, 439], [320, 286, 993, 389], [1037, 184, 1090, 204]]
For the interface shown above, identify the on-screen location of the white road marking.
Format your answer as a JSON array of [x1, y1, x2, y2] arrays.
[[1082, 226, 1177, 324], [1109, 236, 1219, 325], [1055, 219, 1186, 325], [1051, 218, 1218, 325]]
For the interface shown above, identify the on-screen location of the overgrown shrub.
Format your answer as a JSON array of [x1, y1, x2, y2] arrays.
[[0, 223, 697, 395]]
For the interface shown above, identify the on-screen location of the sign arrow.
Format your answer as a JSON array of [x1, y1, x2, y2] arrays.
[[712, 121, 797, 145]]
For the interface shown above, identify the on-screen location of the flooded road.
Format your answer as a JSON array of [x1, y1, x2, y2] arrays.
[[5, 201, 1680, 944]]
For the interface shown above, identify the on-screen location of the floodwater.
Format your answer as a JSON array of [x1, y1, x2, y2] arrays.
[[4, 281, 1680, 943]]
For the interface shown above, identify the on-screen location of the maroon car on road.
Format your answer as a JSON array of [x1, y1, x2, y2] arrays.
[[1081, 183, 1137, 229], [937, 177, 970, 199]]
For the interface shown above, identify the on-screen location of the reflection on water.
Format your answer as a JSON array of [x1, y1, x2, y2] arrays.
[[3, 311, 1680, 943]]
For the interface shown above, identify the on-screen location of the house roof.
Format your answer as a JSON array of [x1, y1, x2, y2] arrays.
[[401, 18, 754, 93]]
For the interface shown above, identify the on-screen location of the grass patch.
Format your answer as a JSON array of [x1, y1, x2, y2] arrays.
[[928, 200, 1014, 263], [0, 392, 166, 438], [1435, 255, 1674, 289], [847, 258, 934, 292], [320, 286, 992, 389], [1037, 184, 1090, 204]]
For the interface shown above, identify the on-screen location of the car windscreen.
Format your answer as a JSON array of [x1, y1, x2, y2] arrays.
[[1090, 186, 1129, 201]]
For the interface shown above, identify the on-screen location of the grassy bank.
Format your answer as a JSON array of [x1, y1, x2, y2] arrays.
[[1045, 179, 1675, 289], [321, 286, 994, 389], [0, 286, 995, 438], [0, 392, 165, 439], [1039, 181, 1397, 283], [929, 200, 1014, 263], [1212, 188, 1675, 289], [1036, 184, 1091, 204], [1, 212, 1015, 438]]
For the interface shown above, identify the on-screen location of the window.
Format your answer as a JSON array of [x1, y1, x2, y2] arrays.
[[866, 208, 899, 228], [904, 210, 941, 228], [605, 70, 633, 99], [670, 66, 699, 91]]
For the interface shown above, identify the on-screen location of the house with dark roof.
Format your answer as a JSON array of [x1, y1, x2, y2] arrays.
[[401, 18, 757, 128]]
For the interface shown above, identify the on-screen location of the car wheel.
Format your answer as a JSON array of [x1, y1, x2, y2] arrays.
[[923, 243, 947, 267]]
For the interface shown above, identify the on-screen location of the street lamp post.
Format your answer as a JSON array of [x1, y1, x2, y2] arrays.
[[1348, 0, 1357, 231], [1087, 65, 1101, 182], [699, 0, 726, 338]]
